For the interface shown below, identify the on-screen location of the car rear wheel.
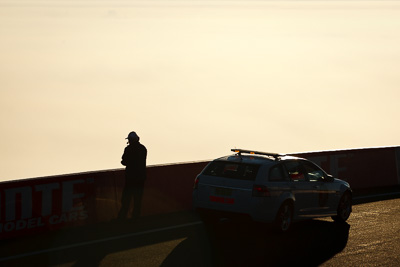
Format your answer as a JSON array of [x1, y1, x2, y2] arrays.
[[332, 192, 352, 223], [275, 202, 293, 233]]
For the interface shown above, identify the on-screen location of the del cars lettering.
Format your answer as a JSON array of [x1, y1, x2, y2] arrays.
[[0, 179, 90, 233]]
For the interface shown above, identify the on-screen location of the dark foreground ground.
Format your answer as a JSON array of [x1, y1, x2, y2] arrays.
[[1, 187, 400, 266]]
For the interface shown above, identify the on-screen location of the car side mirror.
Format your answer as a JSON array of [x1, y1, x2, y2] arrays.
[[326, 174, 334, 182]]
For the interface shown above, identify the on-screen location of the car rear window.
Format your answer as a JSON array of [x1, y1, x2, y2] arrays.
[[202, 161, 260, 181]]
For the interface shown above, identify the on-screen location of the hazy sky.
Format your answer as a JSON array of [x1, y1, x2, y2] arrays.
[[1, 0, 400, 181]]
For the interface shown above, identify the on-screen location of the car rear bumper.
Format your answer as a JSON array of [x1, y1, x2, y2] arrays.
[[193, 193, 278, 222]]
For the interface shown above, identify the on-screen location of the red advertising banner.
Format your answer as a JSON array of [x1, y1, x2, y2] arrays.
[[0, 174, 96, 238]]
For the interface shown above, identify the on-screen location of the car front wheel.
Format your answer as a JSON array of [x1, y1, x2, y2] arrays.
[[332, 192, 352, 223]]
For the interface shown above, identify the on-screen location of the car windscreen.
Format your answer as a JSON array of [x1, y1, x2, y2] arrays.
[[202, 161, 260, 181]]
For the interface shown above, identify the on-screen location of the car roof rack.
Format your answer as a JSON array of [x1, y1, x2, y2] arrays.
[[231, 149, 285, 161]]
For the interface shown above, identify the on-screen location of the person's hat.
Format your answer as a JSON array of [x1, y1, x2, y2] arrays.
[[126, 131, 139, 142]]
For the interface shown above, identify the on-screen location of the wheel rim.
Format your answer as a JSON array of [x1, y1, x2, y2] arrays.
[[280, 204, 292, 231], [339, 194, 351, 220]]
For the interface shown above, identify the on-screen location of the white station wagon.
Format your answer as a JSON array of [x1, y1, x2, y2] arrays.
[[193, 149, 352, 232]]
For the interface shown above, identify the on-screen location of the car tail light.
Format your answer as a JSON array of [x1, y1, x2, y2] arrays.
[[252, 185, 270, 197], [193, 176, 199, 189]]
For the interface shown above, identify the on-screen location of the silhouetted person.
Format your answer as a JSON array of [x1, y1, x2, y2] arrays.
[[118, 131, 147, 220]]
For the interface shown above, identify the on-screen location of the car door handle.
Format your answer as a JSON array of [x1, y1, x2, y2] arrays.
[[313, 185, 320, 189]]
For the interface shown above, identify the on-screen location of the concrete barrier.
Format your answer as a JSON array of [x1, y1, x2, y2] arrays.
[[0, 161, 209, 239], [294, 146, 400, 189], [1, 146, 399, 239]]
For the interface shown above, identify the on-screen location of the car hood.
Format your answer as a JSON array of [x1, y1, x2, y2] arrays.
[[334, 178, 351, 189]]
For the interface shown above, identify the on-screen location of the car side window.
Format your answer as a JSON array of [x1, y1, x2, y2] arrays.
[[269, 164, 289, 182], [283, 161, 306, 182], [302, 161, 325, 182]]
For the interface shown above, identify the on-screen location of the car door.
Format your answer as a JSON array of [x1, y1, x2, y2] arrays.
[[301, 160, 336, 215], [283, 160, 319, 218]]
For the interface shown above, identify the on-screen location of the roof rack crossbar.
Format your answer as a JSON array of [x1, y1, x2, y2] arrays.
[[231, 149, 285, 161]]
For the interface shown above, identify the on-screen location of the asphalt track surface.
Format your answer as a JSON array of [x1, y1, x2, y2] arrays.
[[1, 191, 400, 266]]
